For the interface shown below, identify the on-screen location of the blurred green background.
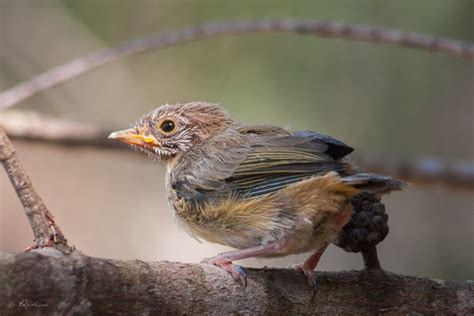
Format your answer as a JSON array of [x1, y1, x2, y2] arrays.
[[0, 0, 473, 281]]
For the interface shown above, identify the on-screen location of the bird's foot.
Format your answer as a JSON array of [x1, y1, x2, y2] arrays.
[[202, 257, 248, 288], [291, 263, 320, 298]]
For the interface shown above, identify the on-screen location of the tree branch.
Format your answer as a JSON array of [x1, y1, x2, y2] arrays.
[[0, 125, 67, 248], [0, 249, 472, 314], [2, 110, 472, 191], [0, 110, 114, 148], [353, 153, 474, 192], [1, 19, 473, 110]]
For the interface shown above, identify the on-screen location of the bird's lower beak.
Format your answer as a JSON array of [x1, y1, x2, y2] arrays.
[[108, 129, 159, 147]]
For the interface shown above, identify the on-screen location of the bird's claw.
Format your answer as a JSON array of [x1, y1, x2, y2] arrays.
[[202, 257, 248, 288], [235, 265, 248, 289], [311, 277, 320, 300], [292, 263, 319, 299]]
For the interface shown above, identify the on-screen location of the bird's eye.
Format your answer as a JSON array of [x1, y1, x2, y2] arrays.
[[160, 120, 176, 133]]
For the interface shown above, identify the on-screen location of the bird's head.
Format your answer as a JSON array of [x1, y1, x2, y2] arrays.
[[109, 102, 233, 163]]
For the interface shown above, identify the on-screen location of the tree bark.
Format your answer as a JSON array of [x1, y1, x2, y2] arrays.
[[0, 249, 472, 315]]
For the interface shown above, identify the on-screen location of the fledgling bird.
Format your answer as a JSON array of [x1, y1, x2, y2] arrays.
[[109, 102, 404, 292]]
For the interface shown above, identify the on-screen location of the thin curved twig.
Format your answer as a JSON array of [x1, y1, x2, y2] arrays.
[[0, 125, 67, 248], [1, 19, 473, 110], [353, 153, 474, 192]]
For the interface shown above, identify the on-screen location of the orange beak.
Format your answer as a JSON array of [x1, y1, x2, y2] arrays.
[[108, 128, 159, 147]]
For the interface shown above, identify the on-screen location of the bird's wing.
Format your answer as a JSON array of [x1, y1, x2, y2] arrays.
[[236, 126, 354, 161], [228, 132, 353, 198], [180, 126, 354, 202]]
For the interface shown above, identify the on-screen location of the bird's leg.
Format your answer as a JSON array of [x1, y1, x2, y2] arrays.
[[292, 243, 329, 296], [202, 238, 293, 288], [293, 205, 352, 296]]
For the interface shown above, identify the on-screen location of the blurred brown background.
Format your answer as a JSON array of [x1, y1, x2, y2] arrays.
[[1, 1, 473, 281]]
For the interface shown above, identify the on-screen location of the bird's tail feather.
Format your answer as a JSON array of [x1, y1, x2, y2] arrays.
[[342, 173, 406, 194]]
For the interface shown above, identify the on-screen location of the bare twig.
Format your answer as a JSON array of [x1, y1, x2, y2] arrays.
[[0, 110, 115, 148], [1, 19, 473, 110], [354, 153, 474, 192], [1, 111, 472, 191], [0, 125, 67, 248]]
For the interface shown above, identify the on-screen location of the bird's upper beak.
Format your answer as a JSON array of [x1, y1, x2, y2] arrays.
[[108, 128, 159, 147]]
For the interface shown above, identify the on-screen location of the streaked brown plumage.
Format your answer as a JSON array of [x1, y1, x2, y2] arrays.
[[109, 102, 404, 292]]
